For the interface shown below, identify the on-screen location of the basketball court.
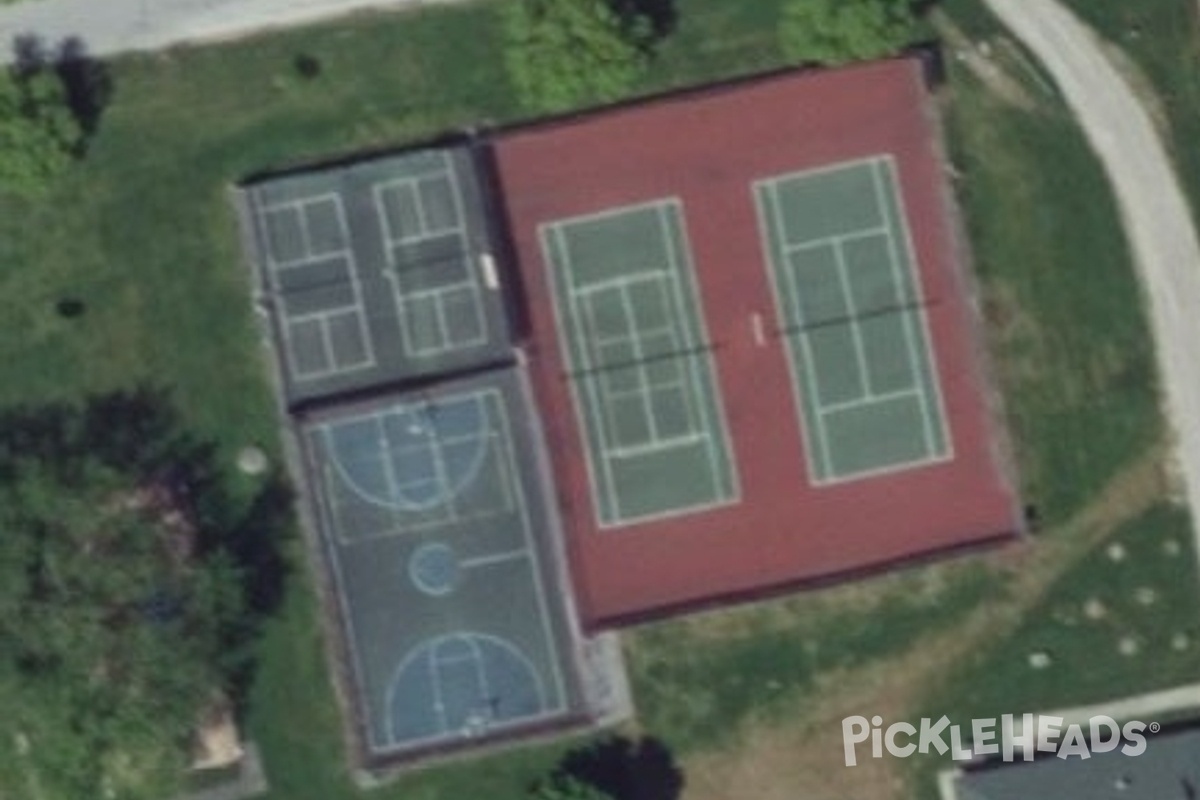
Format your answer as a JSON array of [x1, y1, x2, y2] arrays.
[[301, 368, 585, 756]]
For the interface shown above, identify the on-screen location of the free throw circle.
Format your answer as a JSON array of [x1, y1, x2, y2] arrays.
[[409, 542, 461, 596]]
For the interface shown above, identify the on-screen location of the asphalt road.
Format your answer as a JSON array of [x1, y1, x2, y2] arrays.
[[0, 0, 445, 61], [983, 0, 1200, 537]]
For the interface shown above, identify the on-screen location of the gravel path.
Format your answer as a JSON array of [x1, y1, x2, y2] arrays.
[[983, 0, 1200, 547], [0, 0, 449, 61]]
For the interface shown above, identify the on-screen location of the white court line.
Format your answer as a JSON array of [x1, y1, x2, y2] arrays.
[[760, 179, 836, 480], [374, 414, 408, 535], [492, 396, 566, 711], [427, 646, 449, 733], [871, 157, 953, 462], [464, 636, 494, 726], [819, 387, 922, 416], [603, 376, 690, 404], [319, 394, 496, 527], [373, 178, 467, 244], [459, 549, 529, 570], [609, 433, 706, 459], [755, 158, 955, 485], [643, 222, 705, 442], [442, 154, 488, 353], [373, 153, 488, 359], [549, 222, 621, 523], [868, 158, 936, 454], [256, 190, 377, 381], [783, 224, 891, 253], [618, 286, 663, 443], [540, 196, 679, 230], [667, 201, 742, 509], [572, 268, 671, 296], [382, 634, 556, 751], [541, 198, 739, 528], [830, 240, 876, 397], [256, 192, 347, 268], [580, 291, 634, 448]]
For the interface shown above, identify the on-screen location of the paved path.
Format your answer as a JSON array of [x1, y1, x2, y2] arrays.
[[982, 0, 1200, 550], [0, 0, 447, 61]]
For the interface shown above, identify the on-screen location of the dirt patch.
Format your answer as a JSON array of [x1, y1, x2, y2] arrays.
[[629, 557, 983, 656], [931, 10, 1038, 111], [676, 448, 1167, 800]]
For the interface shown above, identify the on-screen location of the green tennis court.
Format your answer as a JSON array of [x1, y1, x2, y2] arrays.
[[755, 156, 950, 483], [539, 200, 738, 527], [239, 147, 511, 406]]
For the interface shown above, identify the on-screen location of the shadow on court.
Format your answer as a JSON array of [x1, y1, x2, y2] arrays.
[[10, 33, 114, 148], [543, 734, 685, 800], [0, 386, 294, 713]]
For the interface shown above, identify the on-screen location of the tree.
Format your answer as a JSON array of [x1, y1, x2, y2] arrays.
[[779, 0, 917, 66], [0, 394, 252, 800], [502, 0, 652, 114], [531, 773, 616, 800], [0, 65, 84, 195]]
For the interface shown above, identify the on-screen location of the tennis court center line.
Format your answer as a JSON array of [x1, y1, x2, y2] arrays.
[[658, 201, 742, 508]]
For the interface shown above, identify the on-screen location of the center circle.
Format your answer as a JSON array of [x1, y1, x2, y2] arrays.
[[408, 543, 461, 597]]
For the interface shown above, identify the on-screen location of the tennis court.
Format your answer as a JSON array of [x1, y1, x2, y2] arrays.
[[754, 156, 950, 483], [538, 200, 738, 527], [254, 187, 375, 381], [302, 368, 583, 755], [239, 146, 511, 405]]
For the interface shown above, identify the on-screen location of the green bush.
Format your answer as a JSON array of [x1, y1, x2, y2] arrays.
[[779, 0, 916, 66], [0, 67, 83, 194], [502, 0, 651, 113], [530, 773, 615, 800]]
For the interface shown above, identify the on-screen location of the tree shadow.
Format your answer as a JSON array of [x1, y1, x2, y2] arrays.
[[9, 33, 114, 147], [555, 735, 685, 800], [0, 387, 294, 713], [606, 0, 677, 43]]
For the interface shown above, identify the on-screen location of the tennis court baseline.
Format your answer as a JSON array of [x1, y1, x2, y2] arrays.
[[755, 156, 950, 483], [539, 199, 738, 527]]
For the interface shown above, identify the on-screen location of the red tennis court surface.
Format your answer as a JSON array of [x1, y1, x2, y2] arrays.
[[494, 57, 1022, 629]]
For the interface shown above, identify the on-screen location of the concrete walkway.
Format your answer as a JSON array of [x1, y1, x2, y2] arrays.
[[0, 0, 449, 61], [981, 0, 1200, 555]]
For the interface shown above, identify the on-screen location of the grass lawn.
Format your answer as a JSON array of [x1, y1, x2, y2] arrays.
[[907, 502, 1200, 800], [1056, 0, 1200, 228], [930, 502, 1200, 723], [628, 564, 1002, 754], [0, 0, 1180, 798], [939, 2, 1159, 522]]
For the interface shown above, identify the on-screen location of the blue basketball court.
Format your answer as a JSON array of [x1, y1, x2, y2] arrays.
[[299, 367, 585, 756]]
